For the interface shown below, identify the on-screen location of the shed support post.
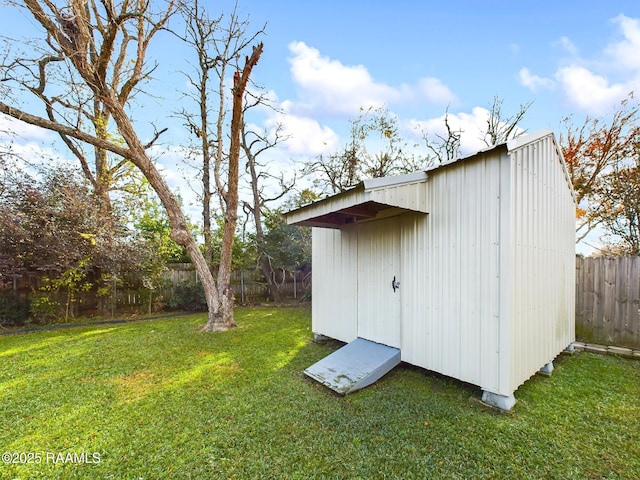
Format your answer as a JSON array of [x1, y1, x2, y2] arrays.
[[481, 391, 516, 411]]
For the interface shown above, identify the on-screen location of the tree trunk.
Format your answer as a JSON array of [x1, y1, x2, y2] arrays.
[[200, 72, 214, 267], [203, 43, 263, 331], [246, 139, 282, 303], [263, 260, 285, 302], [95, 90, 224, 329]]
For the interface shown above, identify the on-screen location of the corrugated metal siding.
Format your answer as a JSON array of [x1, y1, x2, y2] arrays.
[[506, 135, 576, 393], [400, 154, 504, 392], [312, 227, 358, 343], [369, 180, 428, 213]]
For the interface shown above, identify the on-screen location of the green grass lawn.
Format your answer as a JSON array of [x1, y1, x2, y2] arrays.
[[1, 306, 639, 479]]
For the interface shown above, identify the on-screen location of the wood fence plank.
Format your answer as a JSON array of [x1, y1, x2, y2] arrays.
[[613, 257, 627, 345], [584, 257, 595, 332], [627, 257, 640, 345], [575, 257, 584, 323], [575, 256, 640, 349]]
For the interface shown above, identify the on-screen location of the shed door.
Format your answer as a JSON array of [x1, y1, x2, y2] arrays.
[[356, 217, 402, 348]]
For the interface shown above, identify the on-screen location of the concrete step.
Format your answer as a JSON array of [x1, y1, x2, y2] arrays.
[[304, 337, 401, 394]]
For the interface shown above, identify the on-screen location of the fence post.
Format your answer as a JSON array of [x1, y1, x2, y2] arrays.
[[112, 276, 117, 318], [293, 271, 297, 299], [241, 270, 245, 304]]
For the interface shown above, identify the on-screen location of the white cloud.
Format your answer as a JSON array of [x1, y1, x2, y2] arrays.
[[605, 14, 640, 71], [145, 144, 209, 220], [276, 41, 459, 160], [416, 77, 457, 105], [286, 41, 456, 117], [0, 113, 54, 142], [272, 107, 339, 156], [287, 41, 397, 115], [0, 114, 69, 174], [555, 66, 630, 113], [0, 141, 66, 172], [522, 15, 640, 115], [518, 68, 555, 92], [554, 36, 579, 56]]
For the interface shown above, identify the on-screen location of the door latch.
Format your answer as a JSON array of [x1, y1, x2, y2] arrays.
[[392, 275, 400, 292]]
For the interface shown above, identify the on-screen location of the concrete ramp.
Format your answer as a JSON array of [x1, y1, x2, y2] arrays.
[[304, 338, 401, 394]]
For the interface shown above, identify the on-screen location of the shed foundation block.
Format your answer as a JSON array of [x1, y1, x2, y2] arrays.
[[481, 391, 516, 411], [539, 361, 554, 376], [313, 333, 331, 343]]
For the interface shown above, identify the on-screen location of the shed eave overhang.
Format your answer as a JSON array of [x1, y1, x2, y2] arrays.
[[285, 172, 429, 228], [287, 200, 424, 228]]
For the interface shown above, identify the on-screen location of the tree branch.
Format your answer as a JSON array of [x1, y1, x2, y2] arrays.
[[0, 102, 132, 159]]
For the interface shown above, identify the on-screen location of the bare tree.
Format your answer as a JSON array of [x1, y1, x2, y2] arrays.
[[483, 96, 532, 147], [2, 2, 155, 214], [0, 0, 250, 331], [174, 1, 263, 329], [423, 98, 532, 164], [174, 0, 220, 267], [423, 107, 462, 165], [175, 1, 264, 267], [208, 42, 263, 329], [305, 106, 424, 194], [241, 104, 294, 301]]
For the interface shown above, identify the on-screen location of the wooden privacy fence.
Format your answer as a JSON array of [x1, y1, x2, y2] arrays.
[[575, 256, 640, 349], [164, 264, 311, 304]]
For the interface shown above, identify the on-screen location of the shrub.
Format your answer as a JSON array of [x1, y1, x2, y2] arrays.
[[0, 291, 31, 327], [168, 280, 207, 311], [30, 291, 62, 324]]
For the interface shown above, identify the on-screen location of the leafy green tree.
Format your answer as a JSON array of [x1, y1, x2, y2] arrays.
[[135, 198, 190, 265], [592, 158, 640, 254], [262, 209, 311, 274], [207, 215, 254, 274], [258, 189, 314, 297], [560, 94, 640, 246], [131, 196, 192, 314], [0, 166, 143, 321], [37, 257, 93, 322]]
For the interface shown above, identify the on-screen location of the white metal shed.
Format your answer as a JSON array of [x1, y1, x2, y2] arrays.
[[286, 130, 576, 410]]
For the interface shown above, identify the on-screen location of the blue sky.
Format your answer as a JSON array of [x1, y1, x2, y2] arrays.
[[2, 1, 640, 253], [242, 1, 639, 144], [237, 0, 640, 153]]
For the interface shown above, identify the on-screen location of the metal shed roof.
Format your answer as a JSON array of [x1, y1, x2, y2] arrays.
[[286, 171, 428, 228]]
